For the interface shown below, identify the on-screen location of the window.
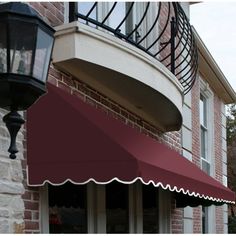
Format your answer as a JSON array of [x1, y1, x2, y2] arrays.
[[78, 2, 97, 26], [48, 183, 87, 233], [199, 84, 214, 233], [200, 93, 209, 234], [43, 182, 170, 233], [77, 2, 158, 50], [142, 184, 159, 233], [200, 94, 210, 175], [106, 182, 129, 233], [202, 206, 208, 233]]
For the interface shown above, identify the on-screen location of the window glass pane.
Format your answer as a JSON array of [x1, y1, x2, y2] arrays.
[[143, 184, 159, 233], [9, 21, 35, 75], [202, 207, 208, 233], [200, 127, 206, 159], [107, 2, 126, 35], [0, 22, 7, 73], [201, 159, 210, 175], [106, 182, 129, 233], [48, 183, 87, 233], [200, 95, 207, 127], [78, 2, 97, 26], [33, 28, 53, 82]]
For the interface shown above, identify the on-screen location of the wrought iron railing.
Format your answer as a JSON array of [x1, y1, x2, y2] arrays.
[[69, 2, 198, 94]]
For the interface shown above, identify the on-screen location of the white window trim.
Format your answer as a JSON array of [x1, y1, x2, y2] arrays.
[[158, 188, 171, 233], [200, 78, 215, 177], [200, 78, 216, 234], [40, 184, 49, 233]]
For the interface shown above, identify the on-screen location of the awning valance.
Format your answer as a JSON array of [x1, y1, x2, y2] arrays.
[[27, 83, 235, 206]]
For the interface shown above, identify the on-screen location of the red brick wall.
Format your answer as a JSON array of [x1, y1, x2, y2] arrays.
[[214, 94, 224, 233], [171, 196, 184, 234], [214, 95, 223, 183], [22, 120, 40, 233], [29, 2, 64, 27], [48, 67, 181, 152], [191, 74, 202, 233]]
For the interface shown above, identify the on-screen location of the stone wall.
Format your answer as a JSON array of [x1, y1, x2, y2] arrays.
[[0, 109, 25, 233]]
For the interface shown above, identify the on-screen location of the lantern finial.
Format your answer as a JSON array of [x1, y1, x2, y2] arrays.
[[3, 111, 25, 159]]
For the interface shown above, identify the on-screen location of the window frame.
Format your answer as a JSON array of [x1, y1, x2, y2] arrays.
[[199, 78, 216, 234], [40, 182, 171, 233]]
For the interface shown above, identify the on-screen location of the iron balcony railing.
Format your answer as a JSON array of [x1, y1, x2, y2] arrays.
[[69, 2, 198, 94]]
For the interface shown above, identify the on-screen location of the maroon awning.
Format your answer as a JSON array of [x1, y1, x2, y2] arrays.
[[27, 83, 235, 206]]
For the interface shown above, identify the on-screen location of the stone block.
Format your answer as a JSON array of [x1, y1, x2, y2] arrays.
[[222, 163, 227, 176], [0, 181, 24, 195], [0, 160, 10, 180], [184, 90, 191, 107], [0, 208, 9, 218], [182, 150, 192, 161], [10, 197, 24, 212], [10, 160, 23, 182], [0, 219, 9, 233], [0, 126, 9, 139], [183, 105, 192, 130], [0, 194, 12, 207], [0, 138, 11, 156], [182, 127, 192, 151], [12, 211, 24, 220]]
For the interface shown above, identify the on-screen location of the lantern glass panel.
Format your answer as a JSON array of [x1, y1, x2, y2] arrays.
[[33, 28, 53, 82], [0, 22, 7, 73], [9, 21, 36, 76]]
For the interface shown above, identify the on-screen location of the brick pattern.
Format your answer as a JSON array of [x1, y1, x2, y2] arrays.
[[216, 205, 224, 233], [22, 115, 40, 233], [193, 207, 202, 233], [158, 2, 173, 70], [191, 76, 201, 168], [49, 66, 182, 153], [214, 95, 224, 233], [171, 195, 184, 234], [214, 95, 223, 183], [29, 2, 65, 27], [191, 76, 202, 233]]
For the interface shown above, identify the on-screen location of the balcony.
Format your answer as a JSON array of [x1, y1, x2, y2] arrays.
[[52, 2, 198, 131]]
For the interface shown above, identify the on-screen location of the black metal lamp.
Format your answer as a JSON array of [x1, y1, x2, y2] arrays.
[[0, 2, 55, 159]]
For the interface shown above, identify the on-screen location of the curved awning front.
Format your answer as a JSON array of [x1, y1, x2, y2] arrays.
[[27, 83, 235, 207]]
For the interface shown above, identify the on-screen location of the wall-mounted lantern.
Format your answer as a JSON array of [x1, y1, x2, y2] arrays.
[[0, 2, 55, 159]]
